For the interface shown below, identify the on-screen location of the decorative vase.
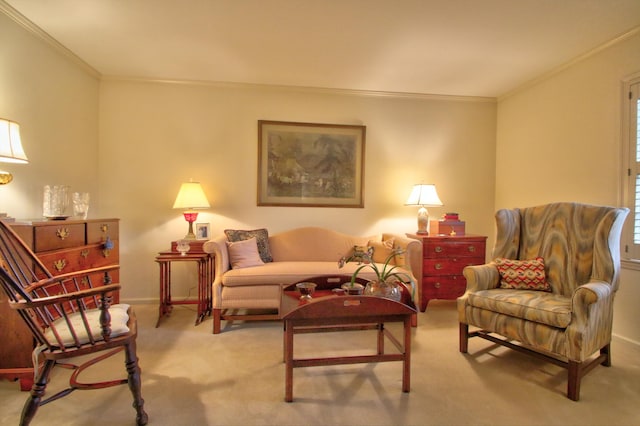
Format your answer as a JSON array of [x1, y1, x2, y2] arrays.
[[341, 282, 365, 295], [176, 240, 191, 256], [364, 279, 402, 301]]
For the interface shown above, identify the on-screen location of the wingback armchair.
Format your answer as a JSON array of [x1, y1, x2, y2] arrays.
[[457, 202, 629, 401]]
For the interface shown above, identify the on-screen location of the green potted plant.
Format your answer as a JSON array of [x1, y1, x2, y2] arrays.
[[339, 248, 415, 301]]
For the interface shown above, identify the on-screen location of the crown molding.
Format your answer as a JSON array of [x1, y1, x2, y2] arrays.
[[0, 0, 100, 79], [498, 26, 640, 102], [100, 75, 497, 104]]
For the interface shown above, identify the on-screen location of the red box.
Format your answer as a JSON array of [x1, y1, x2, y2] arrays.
[[429, 220, 465, 236]]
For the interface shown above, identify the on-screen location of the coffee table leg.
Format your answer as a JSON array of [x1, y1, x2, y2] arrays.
[[403, 316, 411, 392], [285, 319, 294, 402]]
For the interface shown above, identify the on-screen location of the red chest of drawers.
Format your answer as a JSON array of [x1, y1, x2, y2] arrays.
[[409, 234, 487, 311]]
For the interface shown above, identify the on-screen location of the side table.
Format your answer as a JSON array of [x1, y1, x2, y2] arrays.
[[407, 233, 487, 311], [155, 243, 213, 326]]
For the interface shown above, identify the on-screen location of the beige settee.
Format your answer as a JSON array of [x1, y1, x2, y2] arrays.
[[203, 226, 422, 333]]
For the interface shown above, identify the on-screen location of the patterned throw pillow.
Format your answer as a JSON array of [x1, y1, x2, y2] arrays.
[[495, 257, 551, 291], [224, 228, 273, 263]]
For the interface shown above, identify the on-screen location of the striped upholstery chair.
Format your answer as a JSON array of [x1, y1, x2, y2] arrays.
[[458, 202, 629, 401]]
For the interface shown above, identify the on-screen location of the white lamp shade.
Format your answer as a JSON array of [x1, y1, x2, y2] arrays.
[[173, 181, 210, 209], [0, 119, 28, 164], [405, 184, 443, 206]]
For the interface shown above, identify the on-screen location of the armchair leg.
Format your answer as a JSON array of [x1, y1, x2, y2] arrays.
[[567, 360, 581, 401], [459, 323, 469, 353], [600, 344, 611, 367], [21, 359, 55, 426]]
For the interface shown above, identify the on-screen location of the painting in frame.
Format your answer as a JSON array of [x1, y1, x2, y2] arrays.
[[258, 120, 366, 207]]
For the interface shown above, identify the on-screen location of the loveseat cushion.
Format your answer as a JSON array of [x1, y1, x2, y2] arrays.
[[227, 237, 264, 269], [467, 289, 572, 328], [221, 261, 401, 287], [225, 228, 273, 263]]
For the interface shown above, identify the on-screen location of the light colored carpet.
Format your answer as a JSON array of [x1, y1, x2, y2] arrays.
[[1, 300, 639, 426]]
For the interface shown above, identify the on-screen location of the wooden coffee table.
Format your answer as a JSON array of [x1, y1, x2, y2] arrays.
[[281, 276, 416, 402]]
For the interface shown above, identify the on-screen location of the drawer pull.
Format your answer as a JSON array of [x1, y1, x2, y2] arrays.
[[53, 259, 67, 272], [468, 245, 476, 252], [434, 282, 441, 289], [102, 236, 114, 258], [434, 263, 443, 270], [56, 227, 69, 240], [434, 246, 443, 253], [100, 224, 110, 234], [80, 249, 90, 258]]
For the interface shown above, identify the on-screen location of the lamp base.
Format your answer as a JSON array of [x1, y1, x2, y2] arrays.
[[416, 206, 430, 235], [182, 211, 199, 240]]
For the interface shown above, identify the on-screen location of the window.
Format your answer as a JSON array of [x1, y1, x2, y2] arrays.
[[623, 79, 640, 260]]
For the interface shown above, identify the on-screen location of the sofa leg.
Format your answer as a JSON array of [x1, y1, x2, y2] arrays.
[[459, 323, 469, 353], [567, 360, 581, 401], [213, 309, 221, 334]]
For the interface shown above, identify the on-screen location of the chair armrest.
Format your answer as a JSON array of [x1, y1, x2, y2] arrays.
[[24, 265, 120, 293], [203, 235, 230, 278], [9, 283, 122, 310], [384, 233, 422, 302], [567, 281, 615, 360], [462, 263, 500, 293], [203, 235, 230, 308]]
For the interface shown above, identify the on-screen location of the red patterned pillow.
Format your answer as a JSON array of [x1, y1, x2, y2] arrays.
[[494, 257, 551, 291]]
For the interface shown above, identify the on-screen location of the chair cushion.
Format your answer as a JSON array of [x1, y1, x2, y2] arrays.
[[467, 289, 572, 328], [44, 304, 130, 346], [495, 257, 551, 291]]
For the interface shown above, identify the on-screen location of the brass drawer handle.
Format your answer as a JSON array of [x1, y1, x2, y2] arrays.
[[435, 246, 443, 253], [56, 227, 69, 240], [434, 282, 441, 289], [434, 263, 443, 270], [100, 224, 110, 233], [80, 249, 90, 258], [468, 245, 476, 252], [53, 259, 67, 272]]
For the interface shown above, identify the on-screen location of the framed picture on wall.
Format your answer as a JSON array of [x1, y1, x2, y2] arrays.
[[196, 223, 210, 240], [257, 120, 366, 207]]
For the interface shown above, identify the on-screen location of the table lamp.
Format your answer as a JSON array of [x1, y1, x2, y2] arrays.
[[405, 184, 443, 235], [0, 118, 29, 185], [173, 180, 210, 240]]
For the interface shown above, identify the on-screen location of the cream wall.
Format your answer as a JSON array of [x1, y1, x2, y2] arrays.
[[495, 31, 640, 344], [0, 12, 100, 218], [98, 80, 497, 302]]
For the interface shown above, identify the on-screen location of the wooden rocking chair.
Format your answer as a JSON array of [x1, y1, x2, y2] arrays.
[[0, 220, 148, 425]]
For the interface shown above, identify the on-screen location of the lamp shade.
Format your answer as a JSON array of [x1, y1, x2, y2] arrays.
[[405, 184, 443, 207], [173, 181, 210, 209], [0, 118, 28, 164]]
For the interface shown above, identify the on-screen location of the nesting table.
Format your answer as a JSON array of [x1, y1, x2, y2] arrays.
[[155, 241, 213, 326]]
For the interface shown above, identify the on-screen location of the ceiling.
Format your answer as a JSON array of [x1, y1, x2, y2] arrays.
[[4, 0, 640, 98]]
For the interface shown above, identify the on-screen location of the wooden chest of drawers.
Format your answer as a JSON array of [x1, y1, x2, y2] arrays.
[[0, 218, 119, 391], [409, 234, 487, 312]]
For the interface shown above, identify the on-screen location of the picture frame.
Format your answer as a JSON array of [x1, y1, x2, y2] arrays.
[[195, 223, 210, 240], [258, 120, 366, 207]]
